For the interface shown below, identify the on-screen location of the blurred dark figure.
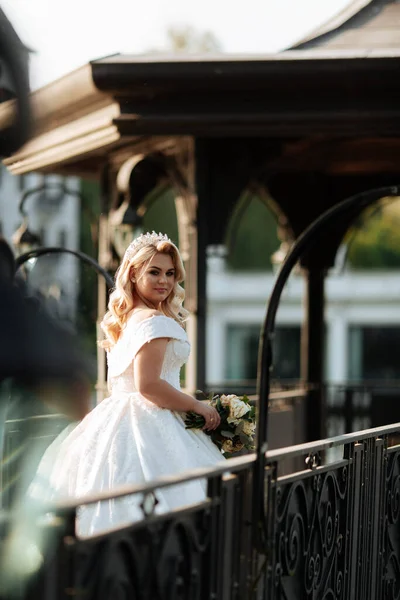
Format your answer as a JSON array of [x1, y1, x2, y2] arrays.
[[0, 6, 31, 156], [0, 237, 15, 280], [0, 11, 94, 598], [0, 237, 93, 420]]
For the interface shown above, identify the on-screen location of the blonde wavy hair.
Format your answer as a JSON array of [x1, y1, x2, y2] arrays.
[[100, 239, 188, 350]]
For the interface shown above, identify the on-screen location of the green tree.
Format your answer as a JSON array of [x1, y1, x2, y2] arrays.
[[346, 199, 400, 269]]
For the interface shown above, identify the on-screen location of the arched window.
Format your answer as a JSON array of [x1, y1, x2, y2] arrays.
[[142, 186, 179, 246], [225, 190, 281, 271]]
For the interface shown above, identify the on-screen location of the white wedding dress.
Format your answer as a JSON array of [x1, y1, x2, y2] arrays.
[[31, 315, 224, 537]]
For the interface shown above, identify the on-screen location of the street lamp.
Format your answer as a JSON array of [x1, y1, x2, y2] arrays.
[[12, 180, 113, 285], [12, 181, 66, 256], [11, 180, 113, 288]]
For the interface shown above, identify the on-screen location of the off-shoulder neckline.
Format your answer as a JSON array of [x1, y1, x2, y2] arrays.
[[125, 314, 186, 335], [127, 313, 175, 328], [107, 314, 186, 355]]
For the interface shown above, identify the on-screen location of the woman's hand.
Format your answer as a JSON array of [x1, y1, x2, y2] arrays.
[[193, 401, 221, 431]]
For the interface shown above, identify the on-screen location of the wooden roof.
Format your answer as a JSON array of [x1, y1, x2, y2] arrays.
[[292, 0, 400, 50], [2, 47, 400, 176]]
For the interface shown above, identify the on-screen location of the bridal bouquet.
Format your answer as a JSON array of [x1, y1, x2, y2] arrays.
[[184, 393, 256, 455]]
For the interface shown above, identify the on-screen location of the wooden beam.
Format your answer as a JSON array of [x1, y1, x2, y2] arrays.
[[268, 137, 400, 175]]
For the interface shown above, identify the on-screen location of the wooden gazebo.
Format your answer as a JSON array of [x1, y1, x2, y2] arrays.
[[2, 0, 400, 441], [1, 4, 400, 599]]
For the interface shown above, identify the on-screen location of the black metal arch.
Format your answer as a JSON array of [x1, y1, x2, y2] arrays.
[[18, 181, 81, 215], [253, 184, 400, 541], [16, 247, 114, 289]]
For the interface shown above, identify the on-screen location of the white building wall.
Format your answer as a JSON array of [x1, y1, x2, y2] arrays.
[[206, 255, 400, 385]]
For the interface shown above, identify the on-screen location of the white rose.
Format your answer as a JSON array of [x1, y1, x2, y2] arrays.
[[227, 398, 251, 424], [221, 438, 244, 454], [242, 421, 256, 438], [220, 394, 238, 406], [221, 439, 233, 453]]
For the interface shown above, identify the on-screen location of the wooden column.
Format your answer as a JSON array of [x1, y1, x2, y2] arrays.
[[192, 139, 209, 393], [96, 166, 111, 404], [173, 154, 200, 393]]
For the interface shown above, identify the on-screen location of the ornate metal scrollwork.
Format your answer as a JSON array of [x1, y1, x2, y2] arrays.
[[5, 428, 400, 600], [383, 448, 400, 600], [71, 507, 213, 600], [268, 465, 348, 600]]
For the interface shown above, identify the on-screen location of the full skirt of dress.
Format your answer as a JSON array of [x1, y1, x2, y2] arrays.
[[31, 392, 224, 537]]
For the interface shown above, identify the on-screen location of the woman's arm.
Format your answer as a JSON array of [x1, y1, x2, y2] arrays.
[[134, 338, 220, 430]]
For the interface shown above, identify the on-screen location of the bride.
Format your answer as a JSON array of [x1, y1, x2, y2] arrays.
[[32, 232, 224, 537]]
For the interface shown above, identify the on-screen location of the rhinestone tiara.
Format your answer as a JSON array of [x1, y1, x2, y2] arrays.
[[125, 231, 172, 260]]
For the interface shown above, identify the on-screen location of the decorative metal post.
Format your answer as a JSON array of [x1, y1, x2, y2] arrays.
[[301, 266, 326, 440], [254, 185, 400, 548]]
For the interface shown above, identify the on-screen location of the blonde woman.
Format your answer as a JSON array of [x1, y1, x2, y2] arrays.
[[33, 232, 224, 536]]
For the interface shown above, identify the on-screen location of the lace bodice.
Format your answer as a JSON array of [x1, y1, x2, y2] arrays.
[[107, 315, 190, 395]]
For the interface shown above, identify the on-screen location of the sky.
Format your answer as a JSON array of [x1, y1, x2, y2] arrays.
[[2, 0, 351, 89]]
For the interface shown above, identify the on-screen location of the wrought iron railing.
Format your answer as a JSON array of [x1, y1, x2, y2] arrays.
[[212, 379, 400, 438], [327, 381, 400, 435], [4, 380, 400, 513], [1, 420, 398, 599], [262, 422, 400, 599]]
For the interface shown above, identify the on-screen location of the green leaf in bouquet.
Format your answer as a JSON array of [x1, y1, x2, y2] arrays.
[[235, 421, 245, 434], [221, 430, 235, 439], [187, 411, 198, 419], [241, 394, 250, 404], [184, 410, 206, 430], [239, 433, 250, 445], [220, 406, 229, 418]]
